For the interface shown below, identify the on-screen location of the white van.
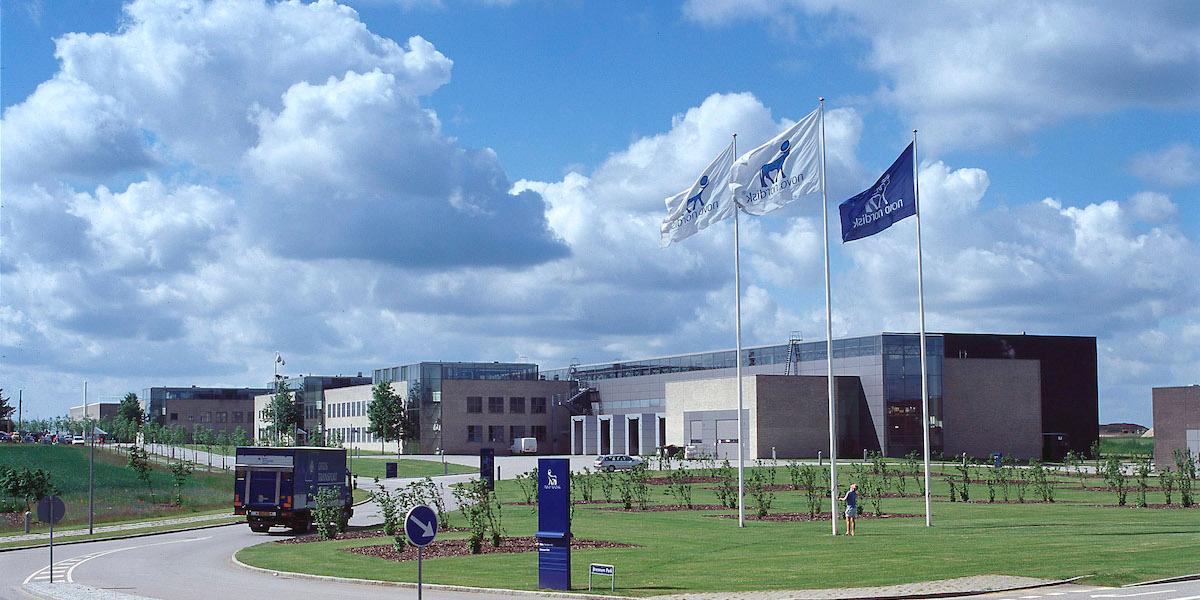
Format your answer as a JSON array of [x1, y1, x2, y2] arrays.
[[510, 437, 537, 454]]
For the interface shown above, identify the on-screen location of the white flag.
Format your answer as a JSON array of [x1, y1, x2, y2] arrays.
[[660, 142, 737, 247], [729, 108, 822, 216]]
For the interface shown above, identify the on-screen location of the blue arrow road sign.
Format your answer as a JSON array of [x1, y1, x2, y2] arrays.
[[405, 505, 438, 547], [37, 495, 66, 525]]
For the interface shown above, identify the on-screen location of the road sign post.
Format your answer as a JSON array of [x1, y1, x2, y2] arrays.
[[480, 448, 495, 490], [405, 504, 438, 600], [589, 563, 616, 592], [37, 495, 66, 583]]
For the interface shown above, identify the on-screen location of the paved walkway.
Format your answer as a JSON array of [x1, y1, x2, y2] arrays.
[[648, 575, 1058, 599], [0, 511, 237, 545]]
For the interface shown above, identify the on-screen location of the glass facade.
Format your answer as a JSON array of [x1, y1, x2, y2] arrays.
[[547, 333, 944, 456]]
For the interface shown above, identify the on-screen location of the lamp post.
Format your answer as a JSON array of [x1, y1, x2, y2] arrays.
[[85, 381, 94, 535]]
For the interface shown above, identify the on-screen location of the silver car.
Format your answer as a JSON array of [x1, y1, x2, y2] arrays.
[[593, 454, 644, 472]]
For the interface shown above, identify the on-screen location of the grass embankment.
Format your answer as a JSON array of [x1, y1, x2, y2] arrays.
[[350, 458, 474, 480], [0, 445, 233, 534], [237, 464, 1200, 595], [1098, 436, 1154, 459]]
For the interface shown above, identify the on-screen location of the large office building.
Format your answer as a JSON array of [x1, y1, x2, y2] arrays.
[[547, 332, 1097, 461], [143, 386, 271, 441], [369, 362, 577, 455], [69, 402, 120, 422], [252, 375, 370, 443], [1152, 385, 1200, 469]]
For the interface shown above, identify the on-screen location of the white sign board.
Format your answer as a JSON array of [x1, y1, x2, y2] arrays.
[[236, 454, 294, 467]]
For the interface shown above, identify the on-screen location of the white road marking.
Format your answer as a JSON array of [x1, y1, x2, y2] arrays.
[[1091, 592, 1174, 598], [23, 536, 211, 585]]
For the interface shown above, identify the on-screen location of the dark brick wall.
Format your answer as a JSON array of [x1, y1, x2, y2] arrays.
[[943, 333, 1098, 459], [942, 358, 1042, 459], [1152, 386, 1200, 469]]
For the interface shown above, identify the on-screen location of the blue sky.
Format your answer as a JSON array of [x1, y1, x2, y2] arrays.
[[2, 0, 1198, 424]]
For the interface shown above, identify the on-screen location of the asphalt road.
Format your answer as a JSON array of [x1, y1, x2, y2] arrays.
[[971, 580, 1200, 600]]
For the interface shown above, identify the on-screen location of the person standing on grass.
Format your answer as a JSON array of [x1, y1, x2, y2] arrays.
[[841, 483, 858, 536]]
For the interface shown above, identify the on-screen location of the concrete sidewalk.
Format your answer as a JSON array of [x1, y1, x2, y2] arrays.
[[646, 575, 1073, 600], [0, 511, 237, 544]]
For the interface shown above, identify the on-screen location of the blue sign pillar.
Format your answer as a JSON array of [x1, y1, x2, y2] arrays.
[[480, 448, 495, 491], [536, 458, 571, 590]]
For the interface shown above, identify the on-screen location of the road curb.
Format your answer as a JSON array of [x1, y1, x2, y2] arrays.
[[230, 552, 1088, 600], [0, 518, 242, 554], [230, 553, 626, 599], [1124, 573, 1200, 587], [814, 576, 1087, 600]]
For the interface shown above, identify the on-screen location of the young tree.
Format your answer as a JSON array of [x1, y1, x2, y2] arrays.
[[118, 392, 144, 434], [216, 430, 231, 470], [367, 382, 407, 459], [0, 466, 57, 513], [168, 460, 193, 506], [266, 380, 302, 445], [232, 425, 250, 449], [0, 389, 14, 428], [127, 446, 155, 501]]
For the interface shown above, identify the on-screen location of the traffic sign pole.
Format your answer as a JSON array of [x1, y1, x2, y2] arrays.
[[404, 504, 438, 600], [48, 518, 53, 583], [417, 545, 423, 600]]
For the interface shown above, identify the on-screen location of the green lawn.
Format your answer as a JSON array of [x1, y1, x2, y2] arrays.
[[237, 465, 1200, 596], [350, 457, 474, 480], [1098, 436, 1154, 459], [1, 445, 233, 534]]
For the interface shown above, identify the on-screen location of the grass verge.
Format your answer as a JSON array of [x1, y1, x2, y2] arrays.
[[350, 458, 474, 480], [237, 466, 1200, 596]]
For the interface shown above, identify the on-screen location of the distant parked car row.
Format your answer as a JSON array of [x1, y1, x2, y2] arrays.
[[0, 431, 87, 445]]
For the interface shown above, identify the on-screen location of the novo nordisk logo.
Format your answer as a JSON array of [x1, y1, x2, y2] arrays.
[[545, 469, 560, 489], [744, 140, 806, 204], [669, 175, 719, 232], [852, 174, 905, 229]]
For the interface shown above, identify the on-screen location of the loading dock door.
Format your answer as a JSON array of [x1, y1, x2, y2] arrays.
[[573, 420, 584, 455], [599, 419, 612, 455], [715, 419, 739, 461], [627, 418, 640, 456]]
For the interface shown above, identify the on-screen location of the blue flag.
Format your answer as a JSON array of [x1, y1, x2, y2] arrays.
[[839, 143, 916, 242]]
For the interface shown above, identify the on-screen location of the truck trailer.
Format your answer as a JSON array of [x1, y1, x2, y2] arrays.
[[234, 446, 353, 533]]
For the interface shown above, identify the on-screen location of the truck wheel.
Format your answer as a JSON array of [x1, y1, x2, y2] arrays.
[[291, 519, 313, 534]]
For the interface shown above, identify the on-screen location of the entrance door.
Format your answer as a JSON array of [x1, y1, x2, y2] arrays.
[[658, 417, 666, 451], [573, 420, 584, 454], [627, 418, 640, 456], [715, 419, 739, 461], [599, 419, 611, 454]]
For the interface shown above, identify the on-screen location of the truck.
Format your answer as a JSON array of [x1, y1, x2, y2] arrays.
[[234, 446, 353, 533], [510, 437, 538, 454]]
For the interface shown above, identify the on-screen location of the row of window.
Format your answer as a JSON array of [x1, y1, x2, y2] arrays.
[[169, 411, 246, 423], [465, 396, 547, 414], [330, 426, 378, 443], [330, 400, 367, 419], [466, 425, 547, 443]]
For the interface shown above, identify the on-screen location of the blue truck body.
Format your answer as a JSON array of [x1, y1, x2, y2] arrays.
[[234, 446, 353, 533]]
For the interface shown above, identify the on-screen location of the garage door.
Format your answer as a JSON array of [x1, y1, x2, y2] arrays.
[[715, 419, 739, 461]]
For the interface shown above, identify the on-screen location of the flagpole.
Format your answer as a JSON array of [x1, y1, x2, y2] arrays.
[[818, 98, 838, 536], [732, 133, 746, 529], [913, 129, 932, 527]]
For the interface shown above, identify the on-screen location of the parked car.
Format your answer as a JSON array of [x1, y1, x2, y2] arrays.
[[594, 454, 644, 472], [72, 434, 86, 445], [0, 432, 10, 442]]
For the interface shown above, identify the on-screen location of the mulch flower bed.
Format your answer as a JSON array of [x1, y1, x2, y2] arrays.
[[713, 512, 920, 522], [278, 527, 468, 544], [348, 536, 634, 561], [603, 504, 730, 512], [644, 476, 724, 485], [506, 500, 615, 506]]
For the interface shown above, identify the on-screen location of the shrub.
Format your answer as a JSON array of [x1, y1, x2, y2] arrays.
[[746, 468, 774, 518], [667, 468, 693, 508], [515, 468, 538, 506], [630, 464, 650, 510], [943, 474, 957, 502], [1174, 448, 1196, 508], [373, 486, 400, 536], [1160, 467, 1175, 506], [312, 486, 343, 540], [796, 464, 822, 517], [713, 460, 737, 509], [955, 457, 971, 502], [167, 460, 193, 506], [597, 469, 615, 503], [577, 467, 595, 502], [1103, 456, 1127, 506], [1031, 460, 1054, 503], [1135, 457, 1151, 508], [904, 451, 923, 496]]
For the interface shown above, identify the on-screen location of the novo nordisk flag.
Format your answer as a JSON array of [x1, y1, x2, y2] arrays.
[[660, 142, 737, 247], [729, 108, 822, 216], [839, 142, 916, 242]]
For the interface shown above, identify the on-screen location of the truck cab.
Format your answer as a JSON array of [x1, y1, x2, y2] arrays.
[[234, 446, 353, 533]]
